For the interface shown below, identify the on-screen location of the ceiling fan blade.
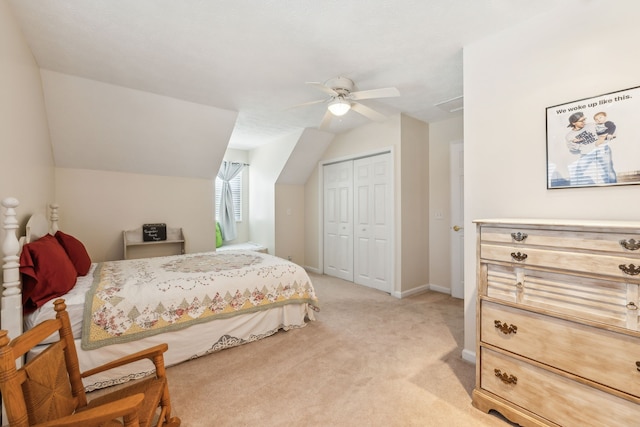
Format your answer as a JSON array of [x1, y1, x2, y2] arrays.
[[319, 109, 333, 130], [286, 98, 327, 110], [349, 87, 400, 101], [350, 102, 387, 122], [306, 82, 339, 97]]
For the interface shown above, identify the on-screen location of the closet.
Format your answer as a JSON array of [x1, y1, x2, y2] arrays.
[[323, 152, 392, 293]]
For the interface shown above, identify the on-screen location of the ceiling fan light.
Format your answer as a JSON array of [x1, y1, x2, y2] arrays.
[[328, 98, 351, 116]]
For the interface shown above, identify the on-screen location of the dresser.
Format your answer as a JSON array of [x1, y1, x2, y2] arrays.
[[472, 219, 640, 426]]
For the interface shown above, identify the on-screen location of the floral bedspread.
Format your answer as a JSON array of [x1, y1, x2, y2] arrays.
[[81, 250, 318, 350]]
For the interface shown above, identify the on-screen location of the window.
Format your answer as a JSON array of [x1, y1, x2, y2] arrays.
[[215, 173, 242, 222]]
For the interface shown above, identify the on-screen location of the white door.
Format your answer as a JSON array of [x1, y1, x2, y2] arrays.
[[323, 161, 354, 281], [353, 153, 392, 292], [450, 141, 464, 299]]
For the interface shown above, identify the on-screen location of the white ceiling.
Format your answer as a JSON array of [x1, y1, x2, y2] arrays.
[[9, 0, 564, 150]]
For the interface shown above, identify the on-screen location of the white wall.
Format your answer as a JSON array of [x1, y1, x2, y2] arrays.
[[56, 168, 216, 262], [463, 0, 640, 357], [428, 116, 464, 292], [304, 163, 322, 273], [274, 128, 333, 265], [275, 184, 305, 263], [37, 70, 239, 262], [248, 131, 301, 255], [399, 115, 429, 292], [0, 2, 55, 231]]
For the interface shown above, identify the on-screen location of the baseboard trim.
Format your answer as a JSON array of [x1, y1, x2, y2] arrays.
[[304, 277, 455, 302], [393, 284, 428, 299], [304, 266, 322, 274], [461, 348, 476, 364], [393, 283, 454, 299], [429, 283, 451, 294]]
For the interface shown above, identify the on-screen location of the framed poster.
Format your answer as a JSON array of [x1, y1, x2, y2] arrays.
[[546, 85, 640, 189]]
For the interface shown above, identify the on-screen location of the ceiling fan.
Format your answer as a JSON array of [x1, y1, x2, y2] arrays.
[[294, 77, 400, 130]]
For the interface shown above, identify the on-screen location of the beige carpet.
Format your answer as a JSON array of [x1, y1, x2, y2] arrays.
[[142, 273, 514, 426]]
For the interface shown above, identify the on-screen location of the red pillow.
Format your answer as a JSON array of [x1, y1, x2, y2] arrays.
[[19, 234, 78, 314], [54, 231, 91, 276]]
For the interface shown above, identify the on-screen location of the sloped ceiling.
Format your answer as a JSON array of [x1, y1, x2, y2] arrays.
[[41, 70, 237, 179], [10, 0, 570, 155], [277, 129, 335, 185]]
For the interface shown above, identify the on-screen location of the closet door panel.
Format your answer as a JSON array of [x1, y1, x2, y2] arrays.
[[354, 154, 392, 292], [354, 159, 373, 286], [324, 161, 353, 281]]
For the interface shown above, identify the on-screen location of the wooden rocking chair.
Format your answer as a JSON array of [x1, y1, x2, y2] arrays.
[[0, 299, 181, 427]]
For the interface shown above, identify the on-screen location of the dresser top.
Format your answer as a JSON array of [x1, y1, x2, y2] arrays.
[[473, 218, 640, 229]]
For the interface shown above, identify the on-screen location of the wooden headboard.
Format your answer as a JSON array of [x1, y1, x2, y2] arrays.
[[1, 198, 59, 344]]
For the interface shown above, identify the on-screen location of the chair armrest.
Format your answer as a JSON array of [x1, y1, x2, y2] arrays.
[[34, 393, 144, 427], [81, 343, 169, 379]]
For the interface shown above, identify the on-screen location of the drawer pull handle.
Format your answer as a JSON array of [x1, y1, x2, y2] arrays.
[[511, 252, 528, 262], [619, 264, 640, 276], [494, 369, 518, 385], [636, 361, 640, 372], [511, 232, 528, 242], [515, 281, 524, 289], [494, 320, 517, 335], [627, 302, 639, 310], [620, 238, 640, 251]]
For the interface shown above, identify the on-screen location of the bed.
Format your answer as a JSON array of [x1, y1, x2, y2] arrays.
[[1, 197, 318, 391]]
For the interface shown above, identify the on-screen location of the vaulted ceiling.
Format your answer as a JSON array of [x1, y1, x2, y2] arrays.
[[10, 0, 565, 151]]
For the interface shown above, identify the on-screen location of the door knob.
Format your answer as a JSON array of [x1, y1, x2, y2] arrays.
[[453, 225, 463, 232]]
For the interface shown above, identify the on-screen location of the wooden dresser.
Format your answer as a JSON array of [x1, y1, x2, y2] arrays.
[[472, 219, 640, 426]]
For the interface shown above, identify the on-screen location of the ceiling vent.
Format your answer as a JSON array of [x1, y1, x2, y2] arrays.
[[434, 95, 463, 113]]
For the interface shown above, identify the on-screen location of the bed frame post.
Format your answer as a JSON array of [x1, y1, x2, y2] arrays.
[[1, 197, 22, 342], [49, 203, 59, 235]]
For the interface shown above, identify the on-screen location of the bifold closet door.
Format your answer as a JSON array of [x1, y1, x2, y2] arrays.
[[323, 160, 354, 282], [323, 153, 392, 292], [353, 154, 392, 292]]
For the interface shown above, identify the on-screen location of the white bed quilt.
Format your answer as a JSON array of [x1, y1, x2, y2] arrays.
[[82, 250, 318, 350]]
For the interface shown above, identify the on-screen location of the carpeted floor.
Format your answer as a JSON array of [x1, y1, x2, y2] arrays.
[[142, 273, 515, 426]]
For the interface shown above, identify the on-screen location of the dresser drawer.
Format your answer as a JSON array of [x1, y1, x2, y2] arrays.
[[485, 263, 638, 330], [481, 300, 640, 397], [480, 347, 639, 427], [481, 226, 640, 255], [481, 243, 640, 280]]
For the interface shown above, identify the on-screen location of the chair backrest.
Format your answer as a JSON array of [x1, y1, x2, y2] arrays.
[[0, 299, 87, 427]]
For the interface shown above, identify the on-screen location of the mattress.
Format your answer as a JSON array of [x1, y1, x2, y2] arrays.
[[24, 263, 97, 341]]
